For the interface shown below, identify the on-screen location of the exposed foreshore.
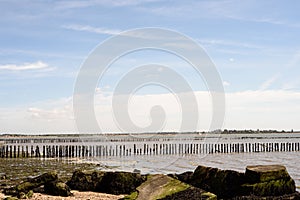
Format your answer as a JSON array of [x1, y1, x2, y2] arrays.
[[1, 133, 299, 199], [0, 163, 299, 200]]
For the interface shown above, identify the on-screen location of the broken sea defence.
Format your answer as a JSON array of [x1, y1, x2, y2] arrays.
[[2, 164, 299, 200]]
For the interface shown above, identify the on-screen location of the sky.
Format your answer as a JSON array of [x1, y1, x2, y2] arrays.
[[1, 0, 300, 133]]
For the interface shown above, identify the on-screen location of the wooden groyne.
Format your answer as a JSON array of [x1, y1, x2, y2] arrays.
[[0, 141, 299, 158]]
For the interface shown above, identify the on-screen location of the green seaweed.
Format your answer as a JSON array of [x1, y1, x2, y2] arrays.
[[154, 178, 190, 199], [242, 178, 295, 196], [122, 191, 138, 200]]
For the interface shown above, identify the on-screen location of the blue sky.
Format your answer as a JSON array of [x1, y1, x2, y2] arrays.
[[1, 0, 300, 133]]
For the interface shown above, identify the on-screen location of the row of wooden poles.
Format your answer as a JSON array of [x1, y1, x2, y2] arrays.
[[1, 137, 174, 144], [0, 142, 299, 158]]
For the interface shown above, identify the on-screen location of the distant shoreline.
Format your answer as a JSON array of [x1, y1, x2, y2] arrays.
[[0, 129, 299, 137]]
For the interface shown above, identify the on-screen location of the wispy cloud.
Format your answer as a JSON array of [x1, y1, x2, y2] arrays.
[[0, 48, 84, 60], [259, 74, 280, 91], [227, 15, 300, 28], [55, 0, 99, 9], [63, 25, 182, 41], [63, 24, 122, 35], [56, 0, 160, 9], [198, 38, 263, 49], [141, 0, 300, 29], [0, 61, 52, 71]]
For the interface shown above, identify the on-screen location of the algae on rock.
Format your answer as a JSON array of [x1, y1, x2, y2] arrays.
[[245, 165, 291, 183], [44, 181, 73, 197], [190, 165, 245, 198], [66, 170, 104, 191], [96, 171, 145, 195], [242, 165, 296, 197]]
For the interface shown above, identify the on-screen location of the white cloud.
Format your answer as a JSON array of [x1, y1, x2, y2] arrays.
[[223, 81, 230, 86], [1, 90, 300, 133], [63, 24, 121, 35], [225, 90, 300, 130], [0, 61, 52, 71], [27, 106, 72, 121]]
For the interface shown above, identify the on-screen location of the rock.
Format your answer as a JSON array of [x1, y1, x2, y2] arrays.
[[245, 165, 291, 183], [159, 187, 217, 200], [66, 170, 105, 191], [32, 185, 44, 193], [190, 165, 297, 198], [15, 171, 58, 193], [4, 171, 57, 198], [241, 165, 296, 197], [44, 181, 72, 197], [230, 192, 300, 199], [175, 171, 193, 184], [191, 165, 245, 198], [135, 174, 174, 200], [3, 187, 19, 196], [133, 169, 141, 173], [96, 171, 145, 195], [126, 174, 216, 200], [67, 170, 93, 191], [242, 178, 296, 196]]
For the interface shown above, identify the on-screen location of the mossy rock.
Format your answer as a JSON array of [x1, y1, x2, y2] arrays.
[[4, 171, 58, 197], [96, 171, 145, 195], [168, 171, 193, 184], [155, 177, 190, 199], [245, 165, 291, 183], [67, 170, 92, 191], [44, 181, 73, 197], [241, 178, 296, 196], [66, 170, 105, 191], [15, 171, 58, 193], [132, 174, 195, 200], [191, 165, 245, 198], [159, 187, 217, 200]]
